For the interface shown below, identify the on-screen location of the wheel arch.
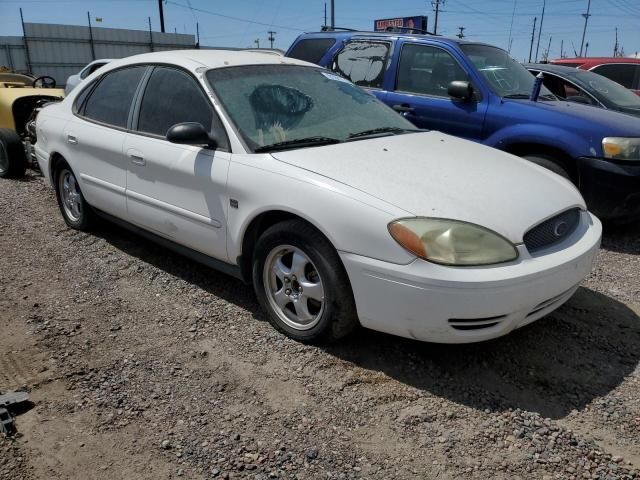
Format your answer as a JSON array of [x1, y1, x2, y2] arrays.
[[237, 209, 343, 285]]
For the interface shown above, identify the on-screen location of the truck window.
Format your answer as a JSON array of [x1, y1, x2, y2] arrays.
[[288, 39, 336, 64], [396, 43, 470, 97], [331, 41, 391, 89]]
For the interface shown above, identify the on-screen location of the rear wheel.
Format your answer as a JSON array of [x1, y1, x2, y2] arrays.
[[252, 219, 358, 344], [54, 163, 94, 230], [0, 128, 27, 179], [522, 154, 571, 180]]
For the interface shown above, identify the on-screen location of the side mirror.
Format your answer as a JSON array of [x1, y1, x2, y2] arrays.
[[166, 122, 217, 148], [448, 81, 474, 102]]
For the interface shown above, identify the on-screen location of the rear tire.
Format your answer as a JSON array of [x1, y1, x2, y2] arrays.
[[522, 154, 571, 180], [0, 128, 27, 179], [252, 219, 358, 344], [54, 162, 94, 231]]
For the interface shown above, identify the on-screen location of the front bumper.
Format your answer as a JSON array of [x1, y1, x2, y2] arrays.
[[577, 157, 640, 221], [340, 212, 601, 343]]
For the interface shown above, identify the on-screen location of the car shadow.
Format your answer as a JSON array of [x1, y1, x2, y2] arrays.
[[602, 221, 640, 255], [90, 221, 639, 421]]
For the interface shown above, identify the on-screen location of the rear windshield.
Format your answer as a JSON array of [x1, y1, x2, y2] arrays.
[[288, 38, 336, 64]]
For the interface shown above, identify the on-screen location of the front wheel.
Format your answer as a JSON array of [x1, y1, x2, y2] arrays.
[[522, 154, 571, 180], [0, 128, 27, 179], [252, 219, 358, 344], [54, 164, 94, 230]]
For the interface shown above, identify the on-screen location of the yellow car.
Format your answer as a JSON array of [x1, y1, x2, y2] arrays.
[[0, 70, 64, 178]]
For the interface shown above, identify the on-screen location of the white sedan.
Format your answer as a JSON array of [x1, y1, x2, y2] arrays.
[[34, 50, 601, 344]]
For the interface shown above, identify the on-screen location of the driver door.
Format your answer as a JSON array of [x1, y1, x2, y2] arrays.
[[385, 42, 488, 140]]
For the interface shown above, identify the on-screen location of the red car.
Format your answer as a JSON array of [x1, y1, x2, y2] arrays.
[[551, 57, 640, 95]]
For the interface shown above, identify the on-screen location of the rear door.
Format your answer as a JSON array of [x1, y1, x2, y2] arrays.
[[65, 65, 147, 219], [124, 65, 230, 261], [384, 41, 487, 139]]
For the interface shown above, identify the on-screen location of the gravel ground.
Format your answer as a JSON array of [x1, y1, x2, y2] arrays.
[[1, 172, 639, 480]]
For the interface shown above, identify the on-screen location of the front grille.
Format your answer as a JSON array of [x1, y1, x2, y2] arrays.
[[524, 208, 580, 253], [448, 315, 507, 331]]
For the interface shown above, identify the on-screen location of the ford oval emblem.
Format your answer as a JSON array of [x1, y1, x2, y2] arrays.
[[554, 220, 569, 237]]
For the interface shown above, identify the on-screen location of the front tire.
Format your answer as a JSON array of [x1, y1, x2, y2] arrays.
[[54, 163, 94, 231], [0, 128, 27, 179], [252, 219, 358, 344], [522, 154, 571, 180]]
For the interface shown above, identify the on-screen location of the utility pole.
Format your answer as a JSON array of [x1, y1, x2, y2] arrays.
[[330, 0, 335, 29], [87, 11, 96, 60], [196, 22, 200, 48], [534, 0, 545, 62], [254, 38, 260, 49], [158, 0, 165, 33], [614, 27, 619, 56], [584, 42, 589, 57], [579, 0, 591, 57], [528, 17, 537, 63], [508, 0, 517, 53], [324, 3, 327, 27], [432, 0, 444, 36], [543, 36, 552, 62], [456, 27, 465, 39], [267, 31, 276, 49], [560, 39, 564, 58]]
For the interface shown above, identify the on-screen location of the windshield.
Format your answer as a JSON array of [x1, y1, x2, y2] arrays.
[[572, 69, 640, 108], [206, 65, 417, 152], [461, 44, 555, 99]]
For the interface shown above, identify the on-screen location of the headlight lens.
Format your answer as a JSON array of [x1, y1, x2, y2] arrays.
[[602, 137, 640, 161], [388, 218, 518, 266]]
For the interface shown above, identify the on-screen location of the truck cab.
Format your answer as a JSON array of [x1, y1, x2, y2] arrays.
[[286, 32, 640, 221]]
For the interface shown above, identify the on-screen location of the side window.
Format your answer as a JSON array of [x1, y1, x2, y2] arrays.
[[137, 67, 226, 148], [288, 39, 336, 64], [591, 64, 636, 89], [396, 43, 470, 97], [331, 41, 391, 88], [73, 80, 97, 113], [82, 66, 146, 128]]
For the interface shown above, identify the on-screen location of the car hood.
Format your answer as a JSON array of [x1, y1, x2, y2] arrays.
[[270, 132, 586, 243], [508, 98, 640, 135]]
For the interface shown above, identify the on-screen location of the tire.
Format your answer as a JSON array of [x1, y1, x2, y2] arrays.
[[54, 162, 94, 231], [252, 219, 358, 344], [0, 128, 27, 179], [522, 154, 571, 180]]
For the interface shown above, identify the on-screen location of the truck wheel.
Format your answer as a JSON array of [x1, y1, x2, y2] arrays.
[[522, 154, 570, 180], [0, 128, 27, 179], [252, 219, 358, 344]]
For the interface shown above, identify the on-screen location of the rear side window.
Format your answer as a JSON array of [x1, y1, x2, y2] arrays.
[[331, 41, 391, 89], [288, 38, 336, 64], [136, 67, 215, 137], [82, 66, 146, 128], [591, 64, 638, 89]]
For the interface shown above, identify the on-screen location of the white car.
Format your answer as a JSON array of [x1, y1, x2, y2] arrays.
[[35, 50, 601, 344], [64, 59, 113, 95]]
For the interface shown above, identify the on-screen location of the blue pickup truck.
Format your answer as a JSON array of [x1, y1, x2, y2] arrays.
[[286, 31, 640, 221]]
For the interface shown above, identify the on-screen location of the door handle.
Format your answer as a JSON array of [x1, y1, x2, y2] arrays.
[[67, 135, 78, 145], [392, 104, 415, 113], [130, 154, 145, 166]]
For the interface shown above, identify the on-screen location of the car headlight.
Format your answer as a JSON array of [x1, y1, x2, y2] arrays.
[[388, 218, 518, 266], [602, 137, 640, 161]]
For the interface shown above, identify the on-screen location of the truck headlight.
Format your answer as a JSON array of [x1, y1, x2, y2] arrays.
[[388, 218, 518, 266], [602, 137, 640, 161]]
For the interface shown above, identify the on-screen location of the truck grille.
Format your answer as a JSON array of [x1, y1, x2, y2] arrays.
[[524, 208, 580, 253]]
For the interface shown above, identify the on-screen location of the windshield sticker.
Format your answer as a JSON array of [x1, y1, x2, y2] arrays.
[[321, 72, 352, 84]]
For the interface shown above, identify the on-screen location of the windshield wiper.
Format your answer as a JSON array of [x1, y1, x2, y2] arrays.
[[347, 127, 416, 140], [254, 136, 342, 153]]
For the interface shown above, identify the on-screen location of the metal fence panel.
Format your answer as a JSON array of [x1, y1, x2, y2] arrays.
[[0, 22, 196, 85]]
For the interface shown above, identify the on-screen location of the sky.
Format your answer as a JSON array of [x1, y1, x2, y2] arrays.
[[1, 0, 639, 61]]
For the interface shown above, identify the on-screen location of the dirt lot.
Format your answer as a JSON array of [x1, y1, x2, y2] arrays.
[[1, 173, 639, 480]]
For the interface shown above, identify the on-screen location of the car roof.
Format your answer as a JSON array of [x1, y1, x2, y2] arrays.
[[525, 63, 586, 76], [101, 49, 313, 73], [295, 30, 495, 49]]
